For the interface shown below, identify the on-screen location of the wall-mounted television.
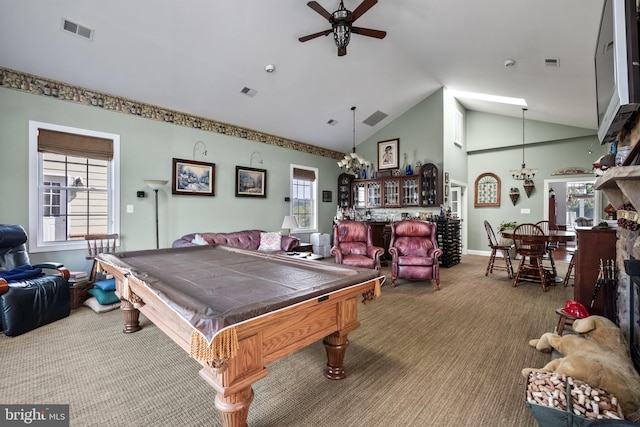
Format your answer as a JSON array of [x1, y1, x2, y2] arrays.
[[595, 0, 640, 144]]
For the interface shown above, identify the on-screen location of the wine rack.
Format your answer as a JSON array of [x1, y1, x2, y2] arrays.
[[435, 219, 461, 267]]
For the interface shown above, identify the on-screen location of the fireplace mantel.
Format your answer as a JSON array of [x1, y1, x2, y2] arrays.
[[594, 165, 640, 213]]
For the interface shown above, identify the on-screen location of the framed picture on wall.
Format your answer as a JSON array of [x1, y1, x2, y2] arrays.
[[474, 172, 501, 207], [378, 138, 399, 170], [235, 166, 267, 198], [322, 190, 332, 202], [172, 158, 215, 196]]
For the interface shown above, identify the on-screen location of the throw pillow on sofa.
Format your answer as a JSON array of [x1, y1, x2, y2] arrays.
[[258, 231, 282, 251], [191, 234, 208, 245]]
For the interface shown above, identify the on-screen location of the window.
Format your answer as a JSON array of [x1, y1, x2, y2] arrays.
[[290, 165, 318, 232], [29, 121, 120, 252], [566, 181, 595, 226]]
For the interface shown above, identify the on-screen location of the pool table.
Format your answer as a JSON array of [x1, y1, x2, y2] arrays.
[[96, 245, 383, 427]]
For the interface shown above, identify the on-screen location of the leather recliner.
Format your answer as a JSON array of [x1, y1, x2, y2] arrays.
[[0, 224, 71, 336], [388, 220, 442, 289], [330, 220, 384, 271]]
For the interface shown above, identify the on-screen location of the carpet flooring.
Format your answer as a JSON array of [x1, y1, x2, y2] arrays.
[[0, 255, 573, 426]]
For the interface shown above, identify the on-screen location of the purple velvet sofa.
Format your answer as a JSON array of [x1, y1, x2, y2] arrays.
[[172, 230, 299, 253]]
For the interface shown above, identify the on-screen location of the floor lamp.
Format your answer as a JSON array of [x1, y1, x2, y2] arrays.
[[144, 179, 168, 249]]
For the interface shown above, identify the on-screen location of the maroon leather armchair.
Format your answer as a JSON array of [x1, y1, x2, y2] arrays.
[[330, 221, 384, 271], [388, 220, 442, 289]]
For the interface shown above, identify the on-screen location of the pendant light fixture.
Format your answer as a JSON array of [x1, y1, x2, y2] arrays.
[[510, 108, 537, 181], [337, 106, 369, 177]]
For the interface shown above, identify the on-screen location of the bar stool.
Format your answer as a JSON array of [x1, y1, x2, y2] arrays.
[[555, 308, 577, 335]]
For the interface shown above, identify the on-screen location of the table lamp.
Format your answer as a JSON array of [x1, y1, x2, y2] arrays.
[[281, 216, 298, 236]]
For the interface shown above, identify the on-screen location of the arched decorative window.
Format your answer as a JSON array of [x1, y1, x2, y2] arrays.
[[474, 172, 501, 207]]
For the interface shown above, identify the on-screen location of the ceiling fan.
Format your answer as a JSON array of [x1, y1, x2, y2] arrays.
[[299, 0, 386, 56]]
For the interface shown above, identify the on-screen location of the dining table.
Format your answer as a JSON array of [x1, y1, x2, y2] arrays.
[[500, 228, 577, 283], [500, 228, 577, 244]]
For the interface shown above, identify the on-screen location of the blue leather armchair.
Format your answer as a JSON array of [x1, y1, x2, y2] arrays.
[[0, 224, 71, 336]]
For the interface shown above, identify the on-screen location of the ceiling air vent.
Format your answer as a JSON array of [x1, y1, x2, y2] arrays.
[[363, 110, 388, 127], [61, 18, 94, 41], [240, 86, 257, 97], [544, 58, 560, 67]]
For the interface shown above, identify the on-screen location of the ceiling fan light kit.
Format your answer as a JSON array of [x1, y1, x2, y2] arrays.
[[299, 0, 386, 56]]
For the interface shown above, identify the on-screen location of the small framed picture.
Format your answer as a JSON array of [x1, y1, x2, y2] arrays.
[[377, 138, 399, 170], [172, 158, 215, 196], [322, 190, 332, 202], [235, 166, 267, 198]]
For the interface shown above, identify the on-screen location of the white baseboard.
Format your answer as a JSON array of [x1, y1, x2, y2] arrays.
[[467, 250, 491, 256]]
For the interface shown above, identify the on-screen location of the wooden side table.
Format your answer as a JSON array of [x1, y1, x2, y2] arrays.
[[70, 281, 94, 309], [293, 242, 313, 252]]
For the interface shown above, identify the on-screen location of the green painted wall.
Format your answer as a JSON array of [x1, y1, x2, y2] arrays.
[[466, 111, 608, 253], [0, 83, 615, 272], [354, 92, 608, 255], [442, 90, 468, 183], [467, 111, 596, 151], [0, 89, 340, 272], [359, 89, 445, 171]]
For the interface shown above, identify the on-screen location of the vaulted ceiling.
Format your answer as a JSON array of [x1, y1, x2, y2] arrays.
[[0, 0, 604, 153]]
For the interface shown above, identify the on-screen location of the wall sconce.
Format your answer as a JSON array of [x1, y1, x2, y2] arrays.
[[523, 179, 535, 198], [250, 151, 263, 167], [509, 187, 520, 206], [193, 140, 207, 160]]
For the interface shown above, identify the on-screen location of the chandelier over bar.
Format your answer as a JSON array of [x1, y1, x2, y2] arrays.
[[337, 106, 369, 176], [510, 107, 537, 180]]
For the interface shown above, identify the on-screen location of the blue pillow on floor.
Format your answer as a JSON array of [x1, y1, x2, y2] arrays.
[[93, 278, 116, 291], [88, 288, 119, 305]]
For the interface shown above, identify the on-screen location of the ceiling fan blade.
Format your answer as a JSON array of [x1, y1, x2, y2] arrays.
[[298, 29, 332, 42], [351, 26, 386, 39], [349, 0, 378, 22], [338, 46, 347, 57], [306, 1, 333, 21]]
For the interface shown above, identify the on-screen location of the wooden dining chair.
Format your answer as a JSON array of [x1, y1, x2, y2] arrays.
[[535, 220, 558, 277], [483, 220, 514, 279], [85, 234, 119, 283], [562, 247, 577, 287], [512, 223, 549, 291]]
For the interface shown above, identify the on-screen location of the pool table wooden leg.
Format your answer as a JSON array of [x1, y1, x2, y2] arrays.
[[119, 299, 141, 333], [323, 331, 349, 380], [199, 366, 265, 427], [214, 386, 253, 427]]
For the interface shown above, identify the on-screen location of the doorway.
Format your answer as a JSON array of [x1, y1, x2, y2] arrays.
[[449, 181, 467, 254], [543, 177, 601, 230]]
